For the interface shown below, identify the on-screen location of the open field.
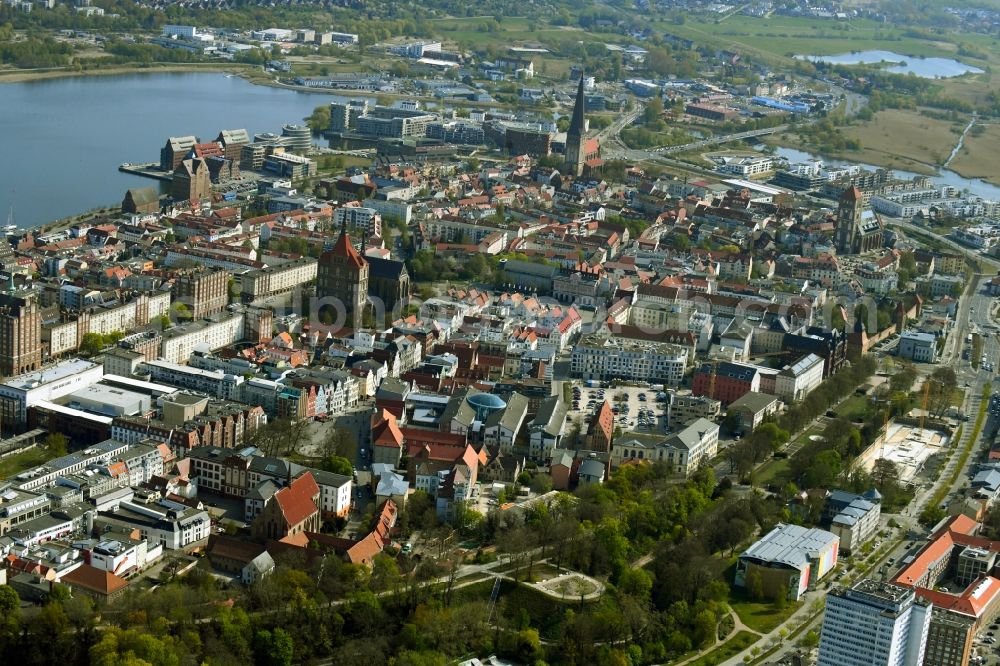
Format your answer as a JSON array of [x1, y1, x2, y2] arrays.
[[765, 108, 965, 175], [842, 109, 963, 172], [430, 16, 621, 52], [948, 122, 1000, 186], [653, 15, 991, 65]]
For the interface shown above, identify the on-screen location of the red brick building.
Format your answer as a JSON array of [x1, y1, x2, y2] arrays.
[[691, 361, 761, 406]]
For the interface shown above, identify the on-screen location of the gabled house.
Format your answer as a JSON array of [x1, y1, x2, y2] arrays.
[[529, 396, 568, 460], [251, 472, 320, 542], [482, 392, 529, 452]]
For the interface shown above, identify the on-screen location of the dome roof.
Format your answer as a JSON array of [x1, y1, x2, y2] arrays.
[[467, 393, 507, 410]]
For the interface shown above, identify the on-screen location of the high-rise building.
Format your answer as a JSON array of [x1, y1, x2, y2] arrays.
[[564, 75, 587, 177], [818, 579, 932, 666], [0, 288, 41, 378], [317, 222, 369, 327], [172, 268, 231, 321]]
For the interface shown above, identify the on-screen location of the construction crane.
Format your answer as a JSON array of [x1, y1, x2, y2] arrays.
[[920, 379, 931, 431]]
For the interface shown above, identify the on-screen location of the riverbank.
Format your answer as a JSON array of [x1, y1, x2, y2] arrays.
[[765, 108, 1000, 187], [947, 122, 1000, 187], [0, 62, 250, 84]]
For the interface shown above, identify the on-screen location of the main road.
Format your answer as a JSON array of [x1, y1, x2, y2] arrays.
[[723, 274, 995, 666]]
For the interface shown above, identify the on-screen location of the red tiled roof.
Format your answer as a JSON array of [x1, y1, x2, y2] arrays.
[[373, 412, 404, 448], [325, 231, 367, 270], [893, 515, 989, 588], [917, 576, 1000, 618], [106, 462, 128, 478], [62, 564, 128, 596], [274, 472, 319, 527]]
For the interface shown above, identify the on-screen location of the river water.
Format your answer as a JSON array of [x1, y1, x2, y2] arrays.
[[797, 50, 984, 78], [768, 146, 1000, 201], [0, 72, 338, 229]]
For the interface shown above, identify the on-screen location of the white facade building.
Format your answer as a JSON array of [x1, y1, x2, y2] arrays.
[[571, 334, 688, 386], [775, 353, 824, 403], [818, 579, 931, 666]]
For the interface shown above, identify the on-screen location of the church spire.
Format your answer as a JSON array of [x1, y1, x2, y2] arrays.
[[568, 74, 586, 139]]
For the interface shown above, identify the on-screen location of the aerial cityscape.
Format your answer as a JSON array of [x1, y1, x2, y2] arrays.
[[2, 0, 1000, 665]]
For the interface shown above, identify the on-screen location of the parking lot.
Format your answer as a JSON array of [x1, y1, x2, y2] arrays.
[[971, 622, 1000, 666], [568, 382, 673, 437]]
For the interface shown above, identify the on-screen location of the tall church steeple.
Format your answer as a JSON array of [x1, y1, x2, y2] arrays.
[[564, 75, 587, 178], [835, 186, 864, 255]]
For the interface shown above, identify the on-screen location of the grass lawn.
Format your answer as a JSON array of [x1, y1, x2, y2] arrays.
[[729, 595, 802, 634], [838, 394, 872, 422], [949, 122, 1000, 187], [754, 457, 790, 487], [685, 631, 758, 666], [0, 447, 53, 480]]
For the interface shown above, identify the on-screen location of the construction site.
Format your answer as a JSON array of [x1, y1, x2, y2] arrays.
[[856, 422, 952, 484]]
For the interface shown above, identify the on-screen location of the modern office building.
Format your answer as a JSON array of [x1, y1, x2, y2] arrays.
[[0, 359, 104, 431], [280, 124, 312, 153], [333, 206, 382, 239], [817, 579, 931, 666], [898, 331, 937, 363]]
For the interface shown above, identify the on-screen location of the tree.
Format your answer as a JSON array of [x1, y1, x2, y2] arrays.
[[322, 427, 357, 459], [79, 332, 104, 357], [323, 455, 353, 477], [926, 367, 958, 417], [773, 584, 788, 610], [90, 627, 183, 666], [618, 568, 653, 602], [746, 569, 764, 601], [254, 627, 294, 666], [45, 432, 68, 457], [173, 302, 192, 323], [668, 233, 691, 251], [529, 473, 552, 494], [305, 104, 330, 133]]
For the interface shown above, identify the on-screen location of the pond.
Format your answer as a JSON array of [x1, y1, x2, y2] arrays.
[[796, 50, 983, 79]]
